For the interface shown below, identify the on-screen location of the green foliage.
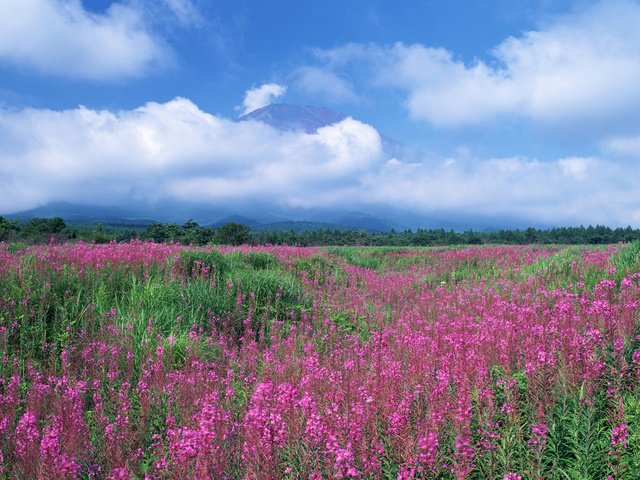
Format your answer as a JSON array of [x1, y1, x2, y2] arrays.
[[544, 389, 609, 479], [0, 247, 311, 380], [246, 251, 278, 270], [215, 222, 252, 245], [0, 216, 18, 241], [326, 246, 391, 270], [624, 394, 640, 475], [143, 220, 214, 244], [330, 311, 369, 339], [179, 249, 310, 338], [15, 216, 68, 243], [255, 224, 640, 247], [612, 240, 640, 276], [7, 242, 28, 254], [294, 253, 336, 286], [180, 249, 230, 278], [177, 219, 213, 244], [146, 222, 181, 243], [25, 216, 66, 234], [10, 215, 640, 247]]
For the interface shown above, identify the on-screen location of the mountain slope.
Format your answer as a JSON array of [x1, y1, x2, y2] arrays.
[[238, 103, 405, 155], [238, 104, 347, 133]]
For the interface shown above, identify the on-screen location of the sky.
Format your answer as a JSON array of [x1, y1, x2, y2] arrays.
[[1, 0, 639, 227]]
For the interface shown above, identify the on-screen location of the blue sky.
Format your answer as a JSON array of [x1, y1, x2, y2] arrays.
[[1, 0, 640, 227]]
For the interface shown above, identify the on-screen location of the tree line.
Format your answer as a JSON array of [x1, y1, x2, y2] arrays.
[[2, 215, 640, 246]]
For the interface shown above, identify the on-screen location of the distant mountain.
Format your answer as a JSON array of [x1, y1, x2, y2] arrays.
[[207, 215, 262, 229], [5, 200, 548, 233], [239, 104, 347, 133], [238, 103, 405, 156], [323, 213, 394, 233], [5, 202, 157, 227], [255, 221, 360, 233]]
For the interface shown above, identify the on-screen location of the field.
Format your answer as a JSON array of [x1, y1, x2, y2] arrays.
[[1, 241, 640, 479]]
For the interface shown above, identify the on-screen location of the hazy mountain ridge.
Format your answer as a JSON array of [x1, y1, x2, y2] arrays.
[[5, 200, 548, 233]]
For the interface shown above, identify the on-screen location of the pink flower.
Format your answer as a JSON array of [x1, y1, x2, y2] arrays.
[[504, 474, 522, 480], [14, 410, 39, 460], [611, 423, 629, 449], [417, 431, 439, 466], [110, 467, 130, 479], [528, 422, 548, 451], [39, 419, 80, 478]]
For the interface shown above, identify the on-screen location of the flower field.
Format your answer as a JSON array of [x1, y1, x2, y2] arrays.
[[1, 241, 640, 479]]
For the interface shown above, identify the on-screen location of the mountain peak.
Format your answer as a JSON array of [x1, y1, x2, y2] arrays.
[[238, 103, 405, 156], [238, 103, 348, 133]]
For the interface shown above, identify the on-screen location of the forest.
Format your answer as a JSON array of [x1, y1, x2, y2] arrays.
[[2, 215, 640, 246]]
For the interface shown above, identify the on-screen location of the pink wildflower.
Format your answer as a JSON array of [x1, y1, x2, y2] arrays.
[[504, 474, 522, 480], [611, 423, 629, 449], [528, 422, 548, 451]]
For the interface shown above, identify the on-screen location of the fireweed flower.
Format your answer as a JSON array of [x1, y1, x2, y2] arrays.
[[14, 410, 39, 460], [611, 423, 629, 450], [416, 431, 439, 466], [39, 419, 80, 478], [1, 244, 639, 477], [528, 423, 548, 451], [478, 422, 500, 451]]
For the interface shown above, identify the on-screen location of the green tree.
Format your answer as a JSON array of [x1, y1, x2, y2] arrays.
[[524, 227, 538, 244], [215, 222, 252, 245], [21, 217, 67, 241], [0, 216, 18, 241], [181, 220, 213, 245], [146, 223, 180, 243]]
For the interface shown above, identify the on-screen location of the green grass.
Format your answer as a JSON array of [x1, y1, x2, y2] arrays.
[[612, 240, 640, 277], [0, 248, 312, 379]]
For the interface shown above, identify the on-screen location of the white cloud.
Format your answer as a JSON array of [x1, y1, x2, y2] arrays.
[[380, 44, 521, 126], [0, 98, 638, 226], [557, 157, 592, 181], [0, 0, 168, 80], [364, 154, 635, 226], [601, 135, 640, 157], [0, 98, 383, 213], [313, 1, 640, 129], [238, 83, 287, 116], [293, 66, 361, 104]]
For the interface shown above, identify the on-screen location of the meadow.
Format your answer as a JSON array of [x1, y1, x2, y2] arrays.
[[0, 240, 639, 479]]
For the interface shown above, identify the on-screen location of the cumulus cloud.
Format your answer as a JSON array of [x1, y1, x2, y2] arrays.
[[1, 98, 639, 226], [363, 154, 637, 226], [311, 1, 640, 129], [293, 66, 361, 104], [0, 98, 383, 213], [0, 0, 168, 80], [380, 44, 521, 126], [238, 83, 287, 116]]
